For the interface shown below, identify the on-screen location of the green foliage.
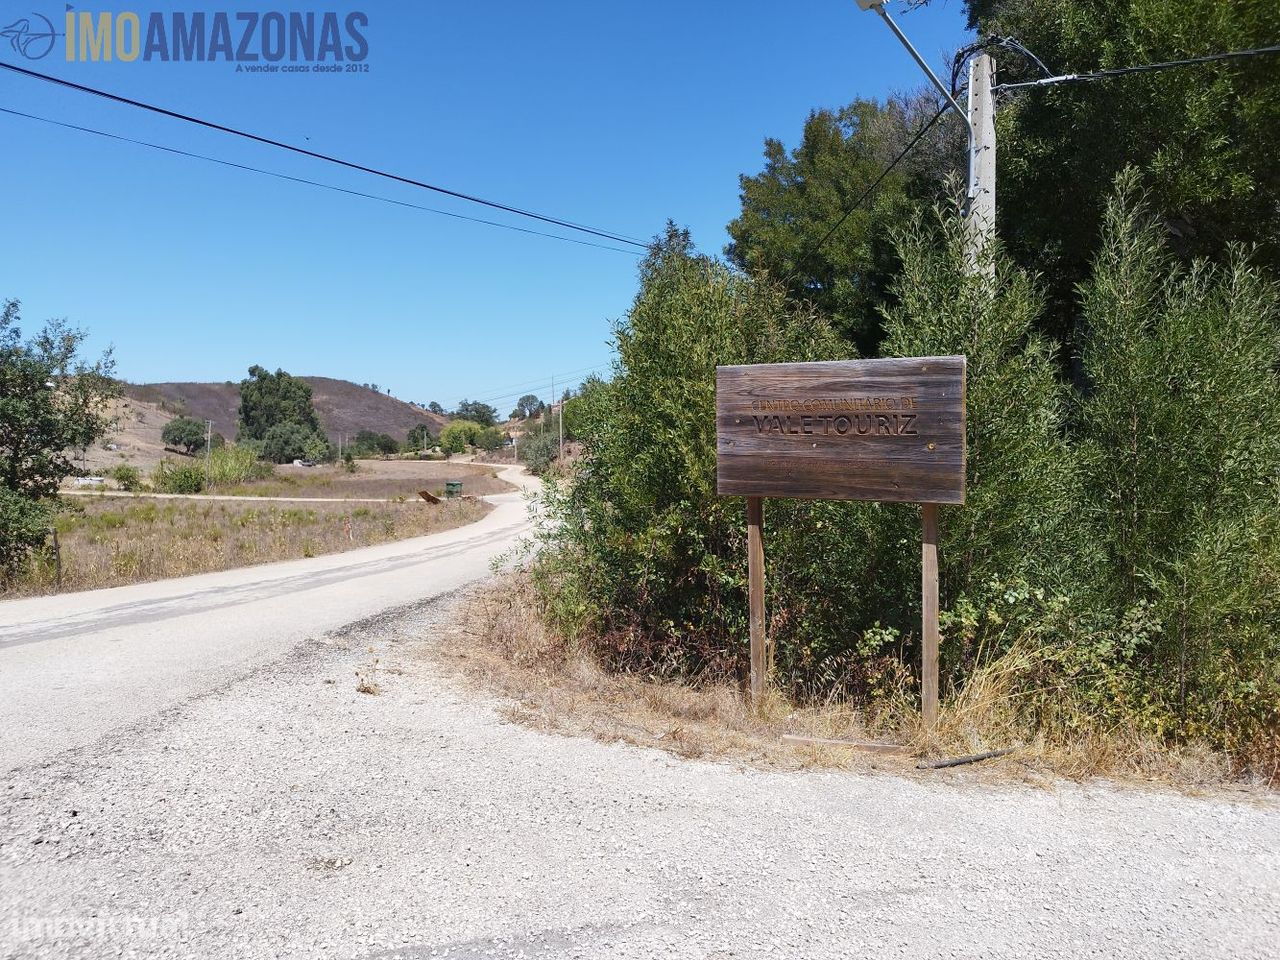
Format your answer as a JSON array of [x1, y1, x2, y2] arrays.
[[727, 92, 963, 352], [533, 225, 845, 674], [518, 431, 559, 475], [152, 459, 206, 494], [1072, 176, 1280, 740], [405, 423, 434, 451], [475, 426, 505, 452], [0, 298, 117, 576], [560, 376, 608, 441], [206, 444, 273, 486], [454, 399, 499, 426], [539, 192, 1280, 760], [963, 0, 1280, 343], [880, 207, 1085, 606], [350, 429, 399, 457], [107, 464, 142, 491], [0, 487, 52, 578], [511, 394, 544, 420], [260, 422, 325, 464], [440, 420, 484, 454], [237, 365, 321, 441], [161, 416, 206, 454]]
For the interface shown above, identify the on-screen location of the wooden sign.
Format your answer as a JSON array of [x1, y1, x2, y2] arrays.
[[716, 356, 967, 724], [716, 357, 966, 504]]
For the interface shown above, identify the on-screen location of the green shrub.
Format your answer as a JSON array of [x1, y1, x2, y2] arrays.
[[532, 226, 844, 677], [152, 459, 206, 494], [207, 444, 273, 487], [1071, 174, 1280, 745], [518, 431, 559, 475], [106, 464, 142, 491], [440, 420, 483, 454], [261, 422, 327, 464], [0, 488, 51, 580], [533, 194, 1280, 762]]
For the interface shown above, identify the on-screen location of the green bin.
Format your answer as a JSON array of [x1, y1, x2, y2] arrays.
[[444, 481, 464, 498]]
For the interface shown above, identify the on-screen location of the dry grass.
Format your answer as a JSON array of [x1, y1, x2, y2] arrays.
[[5, 496, 489, 597], [218, 460, 512, 499], [428, 575, 914, 776], [424, 574, 1263, 792]]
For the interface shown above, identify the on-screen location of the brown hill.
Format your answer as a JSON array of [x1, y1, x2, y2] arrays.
[[122, 377, 448, 442]]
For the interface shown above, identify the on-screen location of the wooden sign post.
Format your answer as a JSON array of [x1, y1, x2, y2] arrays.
[[716, 357, 966, 721]]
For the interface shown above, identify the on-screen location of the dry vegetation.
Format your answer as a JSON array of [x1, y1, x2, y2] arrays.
[[218, 460, 512, 499], [427, 574, 1262, 791], [6, 496, 488, 596]]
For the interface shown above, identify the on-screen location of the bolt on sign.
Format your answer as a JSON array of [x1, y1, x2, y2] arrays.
[[716, 356, 966, 724]]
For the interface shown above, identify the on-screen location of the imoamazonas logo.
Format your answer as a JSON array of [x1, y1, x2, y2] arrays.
[[3, 6, 370, 72]]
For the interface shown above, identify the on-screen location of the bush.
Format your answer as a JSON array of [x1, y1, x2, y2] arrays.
[[0, 487, 51, 580], [440, 420, 483, 454], [1070, 175, 1280, 746], [152, 459, 206, 494], [207, 444, 273, 486], [533, 195, 1280, 764], [261, 422, 326, 464], [107, 464, 142, 491], [518, 431, 559, 475], [475, 426, 505, 452], [532, 226, 844, 677], [351, 430, 399, 457]]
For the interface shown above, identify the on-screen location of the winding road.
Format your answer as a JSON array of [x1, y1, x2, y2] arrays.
[[0, 465, 538, 772]]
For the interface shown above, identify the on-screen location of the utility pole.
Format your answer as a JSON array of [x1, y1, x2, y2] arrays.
[[857, 1, 998, 727], [204, 420, 213, 484], [966, 52, 997, 272]]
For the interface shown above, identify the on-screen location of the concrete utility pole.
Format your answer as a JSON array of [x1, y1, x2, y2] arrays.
[[204, 420, 213, 484], [857, 2, 998, 727], [966, 52, 997, 272], [857, 1, 995, 258]]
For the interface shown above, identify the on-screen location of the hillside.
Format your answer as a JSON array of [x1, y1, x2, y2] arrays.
[[122, 377, 448, 442]]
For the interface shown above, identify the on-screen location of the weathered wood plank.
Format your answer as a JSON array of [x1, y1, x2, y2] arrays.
[[716, 357, 966, 504], [921, 502, 940, 726]]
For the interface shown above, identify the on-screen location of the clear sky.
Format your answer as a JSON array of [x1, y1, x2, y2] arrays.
[[0, 1, 969, 414]]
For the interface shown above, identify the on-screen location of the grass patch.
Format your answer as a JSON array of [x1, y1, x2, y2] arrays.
[[5, 496, 489, 596]]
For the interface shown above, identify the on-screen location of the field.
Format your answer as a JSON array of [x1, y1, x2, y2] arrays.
[[217, 459, 513, 499], [7, 495, 489, 597]]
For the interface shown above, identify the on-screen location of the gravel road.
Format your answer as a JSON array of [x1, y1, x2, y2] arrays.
[[1, 591, 1276, 960], [0, 466, 537, 773]]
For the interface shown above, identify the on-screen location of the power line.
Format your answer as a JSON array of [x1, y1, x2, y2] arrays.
[[0, 106, 644, 257], [458, 362, 612, 408], [0, 59, 651, 249], [785, 101, 950, 282], [994, 44, 1280, 92]]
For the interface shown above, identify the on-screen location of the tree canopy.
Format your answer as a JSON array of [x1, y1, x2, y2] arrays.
[[161, 416, 207, 455], [453, 399, 498, 426], [0, 299, 116, 575], [237, 365, 321, 441], [726, 92, 963, 353], [954, 0, 1280, 341]]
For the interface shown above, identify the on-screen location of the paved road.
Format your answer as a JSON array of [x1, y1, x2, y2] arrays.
[[0, 465, 538, 773]]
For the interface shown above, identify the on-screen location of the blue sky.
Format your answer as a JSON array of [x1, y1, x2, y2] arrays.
[[0, 1, 969, 413]]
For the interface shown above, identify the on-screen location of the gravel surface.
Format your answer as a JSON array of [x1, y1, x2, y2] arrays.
[[1, 591, 1276, 960]]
